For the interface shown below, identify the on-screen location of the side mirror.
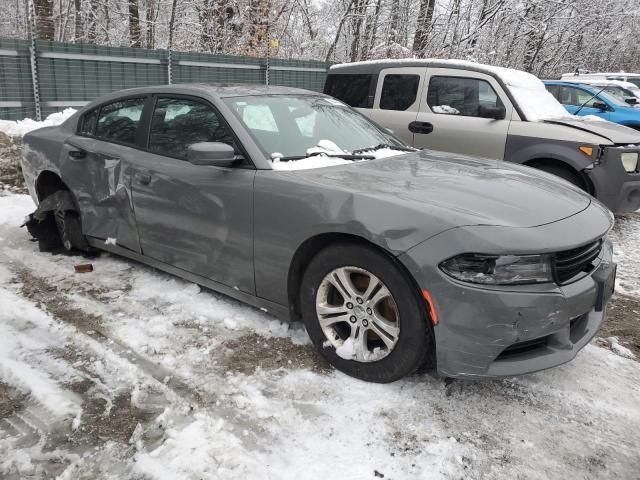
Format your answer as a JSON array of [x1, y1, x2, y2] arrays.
[[592, 101, 609, 111], [478, 104, 506, 120], [187, 142, 236, 167], [625, 97, 638, 105]]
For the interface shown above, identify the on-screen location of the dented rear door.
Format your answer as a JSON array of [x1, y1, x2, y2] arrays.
[[62, 94, 150, 253]]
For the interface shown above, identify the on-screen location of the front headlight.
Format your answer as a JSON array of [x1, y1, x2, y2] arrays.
[[440, 253, 554, 285], [621, 152, 638, 172]]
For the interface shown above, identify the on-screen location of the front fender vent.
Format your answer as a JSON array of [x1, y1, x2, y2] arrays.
[[552, 239, 603, 285]]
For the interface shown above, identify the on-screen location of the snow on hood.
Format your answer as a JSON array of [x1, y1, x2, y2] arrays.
[[0, 108, 77, 137], [270, 139, 407, 171]]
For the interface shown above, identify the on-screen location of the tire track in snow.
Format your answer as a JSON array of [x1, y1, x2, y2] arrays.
[[16, 267, 208, 408]]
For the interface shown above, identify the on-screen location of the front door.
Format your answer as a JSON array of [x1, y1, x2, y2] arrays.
[[131, 96, 256, 294], [368, 67, 426, 145], [558, 86, 611, 121], [413, 68, 512, 159]]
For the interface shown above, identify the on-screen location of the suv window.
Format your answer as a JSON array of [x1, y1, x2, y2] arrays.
[[427, 76, 502, 117], [95, 98, 145, 144], [324, 74, 373, 108], [149, 97, 235, 159], [379, 74, 420, 111]]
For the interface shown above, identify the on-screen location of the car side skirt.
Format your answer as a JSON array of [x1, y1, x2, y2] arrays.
[[86, 236, 291, 322]]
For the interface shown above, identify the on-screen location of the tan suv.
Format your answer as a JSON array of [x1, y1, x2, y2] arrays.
[[324, 59, 640, 213]]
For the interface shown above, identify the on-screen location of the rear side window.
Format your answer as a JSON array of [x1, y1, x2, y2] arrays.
[[148, 97, 235, 159], [380, 74, 420, 111], [324, 74, 373, 108], [79, 109, 98, 135], [427, 76, 502, 117], [95, 98, 145, 145], [545, 84, 560, 100]]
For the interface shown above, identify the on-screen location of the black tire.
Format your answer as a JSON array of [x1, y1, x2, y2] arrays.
[[534, 164, 584, 190], [300, 243, 435, 383]]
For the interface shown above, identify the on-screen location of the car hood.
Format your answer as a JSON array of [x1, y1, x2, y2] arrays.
[[297, 150, 592, 229], [543, 118, 640, 144]]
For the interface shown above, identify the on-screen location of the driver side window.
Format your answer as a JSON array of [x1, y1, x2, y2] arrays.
[[148, 97, 235, 159], [560, 87, 601, 108], [427, 76, 502, 117]]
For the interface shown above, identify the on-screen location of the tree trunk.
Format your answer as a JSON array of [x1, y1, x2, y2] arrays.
[[128, 0, 142, 47], [349, 0, 365, 61], [362, 0, 382, 59], [168, 0, 178, 48], [73, 0, 82, 40], [245, 0, 271, 56], [387, 0, 400, 46], [325, 0, 356, 62], [33, 0, 55, 40], [412, 0, 434, 55]]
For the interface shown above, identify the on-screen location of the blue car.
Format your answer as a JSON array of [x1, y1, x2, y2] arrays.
[[544, 81, 640, 131]]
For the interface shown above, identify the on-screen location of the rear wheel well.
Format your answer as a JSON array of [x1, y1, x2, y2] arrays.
[[35, 171, 69, 201], [288, 233, 391, 322], [523, 158, 593, 194]]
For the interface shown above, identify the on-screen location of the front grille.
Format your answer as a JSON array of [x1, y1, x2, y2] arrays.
[[498, 336, 549, 359], [552, 239, 602, 285]]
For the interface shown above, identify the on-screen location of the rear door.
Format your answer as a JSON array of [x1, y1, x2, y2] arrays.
[[368, 67, 426, 145], [413, 69, 512, 159], [130, 95, 256, 293], [65, 96, 148, 253]]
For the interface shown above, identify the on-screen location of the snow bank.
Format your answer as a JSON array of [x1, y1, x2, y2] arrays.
[[331, 59, 570, 121], [0, 108, 76, 137]]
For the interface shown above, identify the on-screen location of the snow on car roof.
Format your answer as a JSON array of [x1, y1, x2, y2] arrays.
[[330, 58, 570, 121]]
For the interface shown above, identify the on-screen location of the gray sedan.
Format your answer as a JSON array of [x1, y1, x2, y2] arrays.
[[21, 84, 616, 382]]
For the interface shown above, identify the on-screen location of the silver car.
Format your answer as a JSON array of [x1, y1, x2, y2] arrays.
[[21, 85, 616, 382]]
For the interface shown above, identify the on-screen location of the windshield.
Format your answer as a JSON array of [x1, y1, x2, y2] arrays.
[[224, 95, 406, 160]]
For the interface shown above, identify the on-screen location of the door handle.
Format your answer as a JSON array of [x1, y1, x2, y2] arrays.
[[68, 149, 86, 159], [135, 173, 152, 185], [408, 121, 434, 134]]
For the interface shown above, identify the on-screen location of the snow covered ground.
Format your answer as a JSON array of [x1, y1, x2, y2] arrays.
[[0, 194, 639, 479]]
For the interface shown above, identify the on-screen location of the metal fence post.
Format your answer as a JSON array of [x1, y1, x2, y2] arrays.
[[265, 56, 269, 86], [167, 48, 173, 85], [25, 0, 41, 120]]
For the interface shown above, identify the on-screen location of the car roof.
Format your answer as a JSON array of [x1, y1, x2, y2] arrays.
[[88, 83, 321, 101], [543, 81, 597, 90], [329, 58, 501, 77]]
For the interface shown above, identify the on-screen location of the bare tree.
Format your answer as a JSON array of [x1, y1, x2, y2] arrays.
[[128, 0, 141, 47]]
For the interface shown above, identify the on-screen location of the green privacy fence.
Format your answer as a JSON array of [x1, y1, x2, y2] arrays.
[[0, 38, 330, 121]]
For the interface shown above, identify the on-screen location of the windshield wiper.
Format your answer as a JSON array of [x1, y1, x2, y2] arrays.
[[273, 153, 375, 162], [351, 143, 417, 155]]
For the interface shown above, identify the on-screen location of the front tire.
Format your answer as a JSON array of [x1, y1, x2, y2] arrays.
[[300, 243, 434, 383], [534, 164, 584, 190]]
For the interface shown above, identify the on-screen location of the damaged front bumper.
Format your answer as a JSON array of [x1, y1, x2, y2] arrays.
[[589, 146, 640, 213], [400, 203, 615, 379]]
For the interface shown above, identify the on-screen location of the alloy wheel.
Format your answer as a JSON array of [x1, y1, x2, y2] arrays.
[[315, 266, 400, 362]]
